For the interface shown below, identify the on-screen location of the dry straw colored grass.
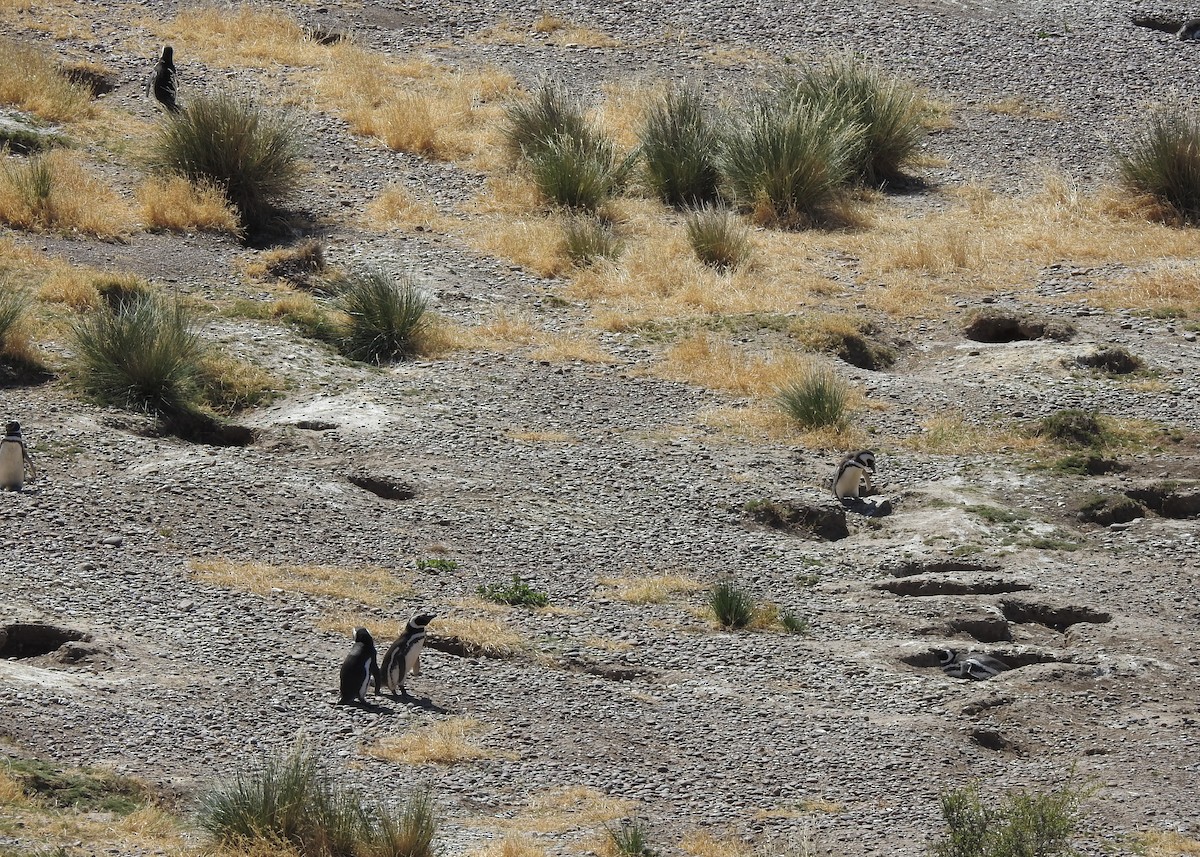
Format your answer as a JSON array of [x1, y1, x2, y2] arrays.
[[853, 177, 1200, 318], [37, 265, 102, 309], [317, 42, 514, 166], [365, 184, 448, 233], [982, 96, 1062, 120], [190, 558, 412, 605], [486, 786, 634, 835], [693, 403, 871, 451], [365, 717, 515, 765], [435, 614, 526, 658], [151, 4, 328, 67], [597, 573, 705, 603], [1139, 831, 1200, 857], [0, 36, 93, 121], [902, 412, 1044, 455], [1091, 267, 1200, 314], [0, 150, 134, 238], [655, 333, 816, 398], [136, 176, 241, 234], [681, 831, 753, 857], [467, 836, 548, 857]]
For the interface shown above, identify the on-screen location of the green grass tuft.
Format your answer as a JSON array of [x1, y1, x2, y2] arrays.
[[639, 86, 722, 207], [709, 580, 754, 629], [2, 758, 149, 815], [780, 611, 809, 634], [70, 295, 204, 414], [1035, 409, 1106, 448], [1117, 109, 1200, 223], [783, 53, 925, 185], [476, 573, 549, 607], [503, 80, 592, 163], [338, 269, 429, 363], [526, 132, 631, 211], [721, 100, 863, 226], [607, 818, 656, 857], [563, 214, 622, 265], [775, 367, 850, 429], [684, 205, 751, 271], [147, 92, 301, 232]]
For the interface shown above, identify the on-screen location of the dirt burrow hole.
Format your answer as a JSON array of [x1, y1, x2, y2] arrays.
[[0, 623, 90, 659]]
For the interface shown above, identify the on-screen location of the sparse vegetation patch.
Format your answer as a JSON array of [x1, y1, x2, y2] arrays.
[[1117, 109, 1200, 223], [477, 573, 550, 607]]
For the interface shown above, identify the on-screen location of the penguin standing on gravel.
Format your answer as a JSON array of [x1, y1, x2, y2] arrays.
[[0, 422, 36, 491], [377, 613, 435, 698], [147, 45, 182, 114], [832, 449, 875, 501], [339, 627, 379, 705], [937, 648, 1010, 680]]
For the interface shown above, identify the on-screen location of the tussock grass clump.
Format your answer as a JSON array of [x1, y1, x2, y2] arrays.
[[784, 53, 925, 185], [0, 150, 134, 238], [721, 101, 864, 226], [526, 132, 630, 211], [1117, 110, 1200, 223], [607, 819, 656, 857], [1035, 409, 1107, 448], [780, 611, 809, 635], [709, 580, 755, 629], [776, 366, 850, 429], [639, 87, 722, 207], [563, 215, 621, 265], [338, 269, 429, 363], [147, 92, 300, 232], [933, 781, 1086, 857], [71, 295, 204, 414], [0, 37, 92, 122], [503, 80, 591, 162], [684, 205, 751, 271], [0, 278, 39, 367], [199, 744, 439, 857], [135, 175, 241, 234]]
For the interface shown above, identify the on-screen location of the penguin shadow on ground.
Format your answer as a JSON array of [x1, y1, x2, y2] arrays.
[[379, 691, 446, 714], [840, 495, 894, 517]]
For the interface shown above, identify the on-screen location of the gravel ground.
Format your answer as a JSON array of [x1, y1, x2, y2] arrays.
[[3, 0, 1200, 855]]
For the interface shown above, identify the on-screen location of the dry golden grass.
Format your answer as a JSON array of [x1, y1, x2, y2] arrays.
[[467, 836, 547, 857], [190, 559, 412, 605], [595, 81, 660, 153], [655, 333, 814, 398], [436, 614, 526, 658], [486, 786, 634, 835], [317, 43, 512, 167], [597, 573, 705, 603], [365, 184, 448, 233], [0, 787, 186, 856], [197, 352, 279, 414], [366, 717, 515, 765], [315, 611, 408, 641], [455, 211, 570, 278], [693, 403, 871, 451], [0, 768, 27, 804], [903, 412, 1044, 455], [543, 24, 621, 48], [0, 150, 134, 238], [1140, 831, 1200, 857], [470, 19, 534, 46], [982, 96, 1061, 120], [681, 831, 753, 857], [529, 332, 616, 363], [1092, 267, 1200, 314], [135, 176, 240, 234], [0, 36, 93, 121], [37, 265, 101, 309], [151, 4, 328, 67]]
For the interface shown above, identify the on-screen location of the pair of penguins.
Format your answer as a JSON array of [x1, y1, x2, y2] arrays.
[[340, 613, 435, 705], [0, 422, 36, 492]]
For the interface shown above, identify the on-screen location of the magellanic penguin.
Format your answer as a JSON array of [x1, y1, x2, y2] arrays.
[[378, 613, 436, 697], [339, 627, 379, 705], [937, 648, 1010, 681], [147, 46, 182, 114], [832, 449, 875, 501], [0, 422, 36, 491]]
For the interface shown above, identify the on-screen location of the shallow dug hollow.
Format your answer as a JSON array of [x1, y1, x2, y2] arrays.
[[742, 498, 848, 541], [1124, 482, 1200, 518], [998, 598, 1112, 632], [881, 558, 1000, 578], [963, 310, 1075, 343], [875, 575, 1032, 596], [0, 623, 89, 659]]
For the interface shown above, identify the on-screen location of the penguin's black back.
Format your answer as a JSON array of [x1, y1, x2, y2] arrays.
[[338, 628, 377, 703]]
